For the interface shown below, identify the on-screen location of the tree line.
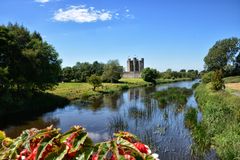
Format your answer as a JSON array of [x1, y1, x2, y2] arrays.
[[61, 60, 123, 83]]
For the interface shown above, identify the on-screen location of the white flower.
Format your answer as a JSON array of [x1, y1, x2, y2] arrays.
[[152, 153, 159, 160]]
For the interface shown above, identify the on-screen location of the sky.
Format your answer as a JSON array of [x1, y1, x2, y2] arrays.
[[0, 0, 240, 71]]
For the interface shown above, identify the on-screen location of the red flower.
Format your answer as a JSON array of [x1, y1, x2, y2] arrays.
[[91, 153, 99, 160], [133, 142, 150, 154]]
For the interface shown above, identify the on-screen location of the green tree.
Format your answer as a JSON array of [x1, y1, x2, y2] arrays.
[[0, 23, 62, 92], [141, 67, 158, 84], [204, 37, 240, 75], [62, 67, 74, 82], [88, 74, 102, 91], [102, 60, 123, 83], [73, 62, 92, 82], [92, 61, 105, 76]]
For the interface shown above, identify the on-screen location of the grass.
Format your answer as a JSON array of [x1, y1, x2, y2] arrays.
[[48, 82, 132, 101], [223, 76, 240, 83], [194, 83, 240, 159]]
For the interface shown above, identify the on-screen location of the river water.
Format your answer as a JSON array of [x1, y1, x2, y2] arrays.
[[1, 80, 218, 160]]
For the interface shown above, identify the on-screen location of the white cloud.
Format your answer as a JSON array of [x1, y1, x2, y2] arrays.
[[34, 0, 49, 3], [53, 5, 112, 23]]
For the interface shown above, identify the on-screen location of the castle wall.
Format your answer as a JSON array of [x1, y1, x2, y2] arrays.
[[122, 72, 141, 78]]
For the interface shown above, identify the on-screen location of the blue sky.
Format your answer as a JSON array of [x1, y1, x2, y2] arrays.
[[0, 0, 240, 71]]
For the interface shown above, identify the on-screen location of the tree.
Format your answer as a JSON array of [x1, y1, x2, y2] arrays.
[[92, 61, 105, 76], [73, 62, 92, 82], [0, 23, 62, 92], [88, 74, 102, 91], [204, 37, 240, 76], [141, 67, 158, 84], [62, 67, 74, 82], [102, 60, 123, 83]]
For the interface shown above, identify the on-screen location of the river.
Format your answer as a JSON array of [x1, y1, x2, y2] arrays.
[[1, 80, 218, 159]]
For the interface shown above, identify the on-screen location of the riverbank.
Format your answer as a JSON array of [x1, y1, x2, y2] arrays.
[[48, 78, 192, 101], [194, 83, 240, 159]]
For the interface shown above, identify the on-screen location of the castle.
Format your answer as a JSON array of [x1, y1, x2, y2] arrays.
[[122, 57, 144, 78]]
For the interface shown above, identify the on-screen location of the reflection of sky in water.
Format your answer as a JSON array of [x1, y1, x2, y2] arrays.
[[3, 80, 217, 159]]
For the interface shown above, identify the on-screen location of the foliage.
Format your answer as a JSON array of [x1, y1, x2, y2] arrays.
[[194, 83, 240, 159], [201, 71, 214, 84], [102, 60, 123, 83], [61, 67, 74, 82], [211, 70, 225, 91], [0, 23, 62, 92], [0, 126, 159, 160], [141, 67, 158, 84], [204, 37, 240, 76], [88, 75, 102, 91], [158, 69, 199, 80], [153, 87, 192, 108], [61, 61, 105, 83], [184, 108, 198, 129]]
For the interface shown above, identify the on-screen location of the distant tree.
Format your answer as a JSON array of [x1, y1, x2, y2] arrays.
[[204, 37, 240, 76], [88, 74, 102, 91], [92, 61, 105, 76], [163, 69, 172, 79], [211, 70, 225, 91], [62, 67, 74, 82], [141, 67, 158, 84], [102, 60, 123, 83], [73, 62, 92, 82]]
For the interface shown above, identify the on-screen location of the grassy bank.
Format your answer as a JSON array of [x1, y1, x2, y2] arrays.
[[49, 78, 192, 101], [195, 83, 240, 159]]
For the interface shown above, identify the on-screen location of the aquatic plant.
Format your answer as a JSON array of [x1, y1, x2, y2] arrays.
[[184, 107, 198, 129], [0, 126, 159, 160], [152, 87, 192, 107]]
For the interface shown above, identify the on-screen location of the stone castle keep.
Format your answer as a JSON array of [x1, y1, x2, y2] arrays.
[[123, 57, 144, 78]]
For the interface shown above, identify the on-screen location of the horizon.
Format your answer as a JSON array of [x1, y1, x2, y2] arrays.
[[0, 0, 240, 71]]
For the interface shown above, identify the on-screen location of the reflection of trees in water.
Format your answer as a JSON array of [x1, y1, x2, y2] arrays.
[[4, 117, 60, 138], [103, 92, 124, 111], [72, 92, 124, 112]]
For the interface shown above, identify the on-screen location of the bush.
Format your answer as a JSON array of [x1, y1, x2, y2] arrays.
[[201, 71, 214, 83], [211, 70, 225, 91]]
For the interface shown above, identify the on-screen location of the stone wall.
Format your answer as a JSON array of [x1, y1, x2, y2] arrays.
[[122, 72, 141, 78]]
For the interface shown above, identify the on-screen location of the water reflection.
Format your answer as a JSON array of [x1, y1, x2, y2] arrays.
[[1, 80, 217, 159]]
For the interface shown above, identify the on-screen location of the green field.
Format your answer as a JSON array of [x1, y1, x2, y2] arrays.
[[49, 78, 190, 101]]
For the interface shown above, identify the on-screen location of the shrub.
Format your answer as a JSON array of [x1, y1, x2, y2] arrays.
[[211, 70, 225, 91], [201, 71, 214, 83]]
